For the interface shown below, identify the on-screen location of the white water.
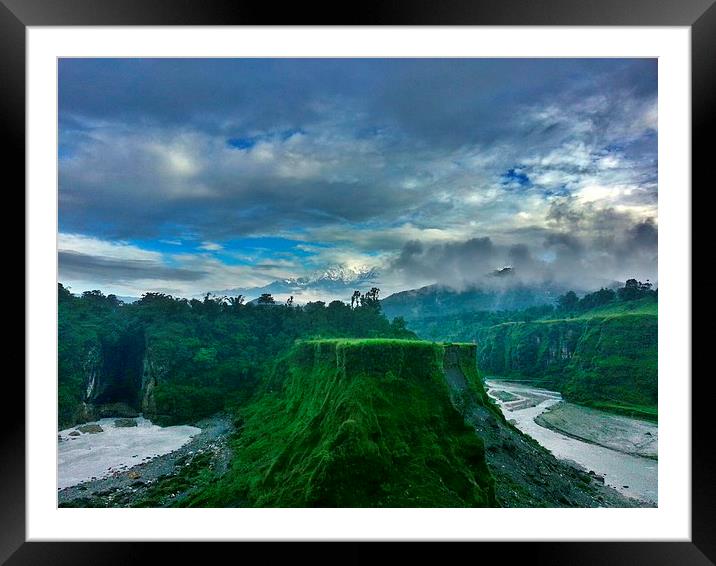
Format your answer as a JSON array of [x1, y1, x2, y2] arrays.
[[58, 417, 200, 489], [486, 380, 658, 504]]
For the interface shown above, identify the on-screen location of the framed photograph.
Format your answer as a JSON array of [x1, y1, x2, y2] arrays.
[[8, 0, 711, 563]]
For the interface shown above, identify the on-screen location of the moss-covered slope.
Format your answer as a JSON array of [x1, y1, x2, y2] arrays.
[[188, 339, 497, 507]]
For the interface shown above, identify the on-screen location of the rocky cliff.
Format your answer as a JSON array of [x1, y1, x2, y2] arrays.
[[59, 330, 167, 429]]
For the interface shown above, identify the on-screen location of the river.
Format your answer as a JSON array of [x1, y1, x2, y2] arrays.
[[58, 416, 200, 490], [485, 380, 658, 505]]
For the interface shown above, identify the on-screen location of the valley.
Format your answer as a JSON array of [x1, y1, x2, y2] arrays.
[[57, 280, 657, 508]]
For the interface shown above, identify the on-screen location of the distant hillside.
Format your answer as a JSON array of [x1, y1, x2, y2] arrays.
[[381, 282, 573, 320], [392, 285, 658, 421], [558, 296, 657, 319]]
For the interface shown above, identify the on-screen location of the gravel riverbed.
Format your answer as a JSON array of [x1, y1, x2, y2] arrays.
[[58, 413, 234, 507]]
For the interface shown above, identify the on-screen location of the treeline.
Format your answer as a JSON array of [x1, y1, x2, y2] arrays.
[[398, 279, 656, 343], [556, 279, 657, 315], [58, 284, 414, 427]]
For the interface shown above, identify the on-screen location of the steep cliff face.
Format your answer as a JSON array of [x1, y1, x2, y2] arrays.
[[140, 354, 158, 416], [477, 320, 583, 385], [477, 314, 657, 417], [186, 339, 638, 508], [437, 342, 643, 507], [189, 339, 498, 507], [91, 327, 145, 407], [138, 348, 172, 423], [59, 328, 149, 429]]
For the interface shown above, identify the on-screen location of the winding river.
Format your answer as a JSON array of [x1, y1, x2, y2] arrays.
[[485, 380, 658, 504]]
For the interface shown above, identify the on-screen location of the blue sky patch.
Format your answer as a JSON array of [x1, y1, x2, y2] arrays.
[[227, 137, 257, 150], [501, 167, 531, 189]]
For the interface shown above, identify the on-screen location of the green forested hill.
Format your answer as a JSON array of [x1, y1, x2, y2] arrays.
[[58, 284, 414, 429], [396, 284, 658, 420], [380, 282, 570, 320]]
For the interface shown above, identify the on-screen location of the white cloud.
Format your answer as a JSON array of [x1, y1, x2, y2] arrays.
[[58, 233, 162, 262], [198, 241, 223, 251]]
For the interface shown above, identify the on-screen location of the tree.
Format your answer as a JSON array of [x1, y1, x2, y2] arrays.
[[617, 279, 655, 302], [82, 289, 105, 300], [578, 287, 616, 311], [58, 283, 73, 303], [360, 287, 381, 312], [228, 295, 245, 309], [286, 295, 294, 307], [350, 290, 361, 309], [557, 291, 579, 312], [391, 316, 408, 333], [258, 293, 275, 304]]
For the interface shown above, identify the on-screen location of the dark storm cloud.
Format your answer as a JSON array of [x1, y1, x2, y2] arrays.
[[59, 59, 658, 240], [60, 58, 656, 148], [627, 219, 658, 250], [59, 166, 419, 240], [544, 233, 584, 256], [546, 199, 586, 228], [388, 212, 659, 291], [59, 251, 207, 283], [391, 237, 497, 287]]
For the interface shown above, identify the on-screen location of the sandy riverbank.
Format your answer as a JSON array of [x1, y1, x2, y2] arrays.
[[535, 402, 658, 460], [485, 380, 657, 504]]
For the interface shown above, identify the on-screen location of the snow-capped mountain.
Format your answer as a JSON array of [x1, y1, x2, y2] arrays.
[[207, 265, 380, 304], [307, 265, 378, 284]]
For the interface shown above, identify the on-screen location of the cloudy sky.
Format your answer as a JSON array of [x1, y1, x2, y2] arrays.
[[58, 58, 657, 299]]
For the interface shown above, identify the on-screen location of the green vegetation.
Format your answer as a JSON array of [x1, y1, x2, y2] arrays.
[[134, 451, 216, 508], [59, 279, 653, 508], [395, 281, 657, 420], [185, 340, 497, 507], [58, 284, 415, 428], [380, 283, 565, 320]]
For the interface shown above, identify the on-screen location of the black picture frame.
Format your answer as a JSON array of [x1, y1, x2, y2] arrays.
[[5, 1, 711, 563]]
